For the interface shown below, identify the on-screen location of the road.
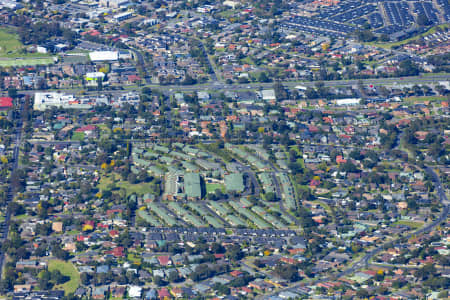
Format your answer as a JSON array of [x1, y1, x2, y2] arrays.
[[0, 99, 24, 281], [194, 38, 218, 82], [13, 74, 450, 97], [130, 48, 152, 85]]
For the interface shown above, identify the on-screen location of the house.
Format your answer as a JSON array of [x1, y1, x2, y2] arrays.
[[0, 97, 13, 110], [14, 284, 32, 293], [157, 255, 172, 266], [145, 289, 158, 300], [249, 279, 274, 292], [111, 286, 126, 298], [128, 286, 142, 298], [158, 288, 170, 299], [52, 222, 63, 233], [92, 286, 109, 299]]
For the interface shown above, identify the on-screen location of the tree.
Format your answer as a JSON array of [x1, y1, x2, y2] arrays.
[[258, 72, 271, 83], [417, 13, 431, 26], [7, 87, 17, 99], [182, 73, 197, 85], [51, 270, 68, 284], [226, 244, 243, 261], [274, 263, 299, 282], [39, 270, 53, 290], [355, 30, 375, 42], [265, 192, 278, 202], [52, 244, 70, 260], [80, 272, 91, 286], [356, 289, 369, 298], [398, 59, 420, 76], [273, 81, 288, 100]]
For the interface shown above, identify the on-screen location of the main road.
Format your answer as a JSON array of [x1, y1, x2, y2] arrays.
[[13, 74, 450, 97]]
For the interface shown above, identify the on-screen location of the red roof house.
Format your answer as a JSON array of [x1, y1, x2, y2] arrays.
[[0, 97, 13, 109]]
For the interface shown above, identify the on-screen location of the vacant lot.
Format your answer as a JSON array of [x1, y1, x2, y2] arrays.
[[98, 172, 155, 196], [48, 260, 80, 295], [0, 28, 22, 54]]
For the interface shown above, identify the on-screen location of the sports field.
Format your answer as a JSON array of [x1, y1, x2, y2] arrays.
[[0, 28, 22, 54], [0, 27, 55, 66], [0, 57, 55, 67]]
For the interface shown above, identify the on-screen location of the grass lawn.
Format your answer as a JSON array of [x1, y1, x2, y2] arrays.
[[0, 28, 22, 54], [98, 173, 155, 197], [127, 253, 142, 265], [48, 260, 80, 295], [404, 96, 446, 103], [206, 183, 224, 194], [71, 132, 85, 141], [394, 220, 424, 230], [365, 24, 449, 49], [14, 214, 30, 220], [98, 124, 112, 138], [0, 57, 54, 66]]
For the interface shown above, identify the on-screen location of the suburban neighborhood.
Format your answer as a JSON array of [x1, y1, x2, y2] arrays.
[[0, 0, 449, 299]]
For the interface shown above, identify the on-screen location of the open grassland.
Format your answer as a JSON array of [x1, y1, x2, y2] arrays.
[[98, 172, 155, 196], [0, 28, 22, 54], [0, 57, 55, 67], [48, 260, 80, 295]]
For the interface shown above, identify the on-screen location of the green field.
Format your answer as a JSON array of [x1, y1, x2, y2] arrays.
[[0, 27, 54, 64], [0, 57, 54, 67], [48, 260, 80, 295], [98, 173, 155, 196], [394, 220, 424, 230], [71, 132, 85, 141], [366, 24, 449, 49], [206, 183, 225, 194], [404, 96, 446, 103], [0, 28, 22, 54]]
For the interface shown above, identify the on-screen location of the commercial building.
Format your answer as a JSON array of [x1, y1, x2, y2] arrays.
[[85, 72, 105, 81], [335, 98, 361, 106], [34, 92, 77, 111], [112, 11, 133, 23], [89, 51, 119, 62]]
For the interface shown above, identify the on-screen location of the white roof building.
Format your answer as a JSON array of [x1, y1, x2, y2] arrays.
[[89, 51, 119, 61], [261, 89, 276, 101], [128, 286, 142, 298], [85, 72, 105, 80], [34, 93, 76, 111], [335, 98, 361, 106]]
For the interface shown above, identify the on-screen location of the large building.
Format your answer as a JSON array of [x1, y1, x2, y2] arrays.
[[34, 93, 112, 110], [0, 97, 13, 110], [164, 172, 202, 200], [184, 173, 202, 200], [99, 0, 129, 8], [225, 173, 245, 193], [89, 51, 119, 62], [34, 93, 77, 111]]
